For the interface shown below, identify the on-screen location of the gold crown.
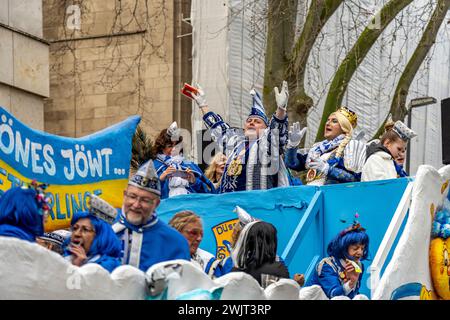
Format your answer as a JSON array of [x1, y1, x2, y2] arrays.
[[337, 106, 357, 128]]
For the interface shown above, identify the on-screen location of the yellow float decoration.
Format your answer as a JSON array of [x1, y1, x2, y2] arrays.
[[429, 237, 450, 299]]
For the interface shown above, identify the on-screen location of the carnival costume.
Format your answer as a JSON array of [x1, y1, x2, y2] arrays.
[[306, 217, 369, 299], [154, 122, 215, 198], [63, 196, 122, 272], [202, 87, 290, 193], [0, 182, 50, 242], [113, 160, 190, 272], [362, 120, 416, 182], [285, 107, 366, 185]]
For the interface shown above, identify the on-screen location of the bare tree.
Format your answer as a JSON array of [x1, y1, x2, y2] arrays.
[[316, 0, 415, 141], [263, 0, 344, 129], [372, 0, 450, 139]]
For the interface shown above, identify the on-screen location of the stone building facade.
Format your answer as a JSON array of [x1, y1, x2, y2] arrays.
[[0, 0, 49, 130], [43, 0, 192, 139]]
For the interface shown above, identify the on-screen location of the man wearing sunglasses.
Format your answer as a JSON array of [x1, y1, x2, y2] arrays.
[[113, 160, 190, 272]]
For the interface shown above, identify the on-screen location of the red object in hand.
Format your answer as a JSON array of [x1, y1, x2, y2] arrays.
[[181, 83, 199, 99]]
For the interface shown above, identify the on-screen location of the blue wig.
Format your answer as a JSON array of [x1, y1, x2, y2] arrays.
[[0, 187, 44, 238], [327, 230, 370, 261], [67, 212, 122, 258]]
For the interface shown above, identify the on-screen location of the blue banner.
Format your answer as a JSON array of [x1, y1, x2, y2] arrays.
[[0, 107, 140, 230]]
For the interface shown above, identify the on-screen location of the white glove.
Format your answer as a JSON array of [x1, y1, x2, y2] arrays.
[[274, 80, 289, 111], [191, 84, 207, 108], [308, 158, 330, 176], [287, 122, 307, 148]]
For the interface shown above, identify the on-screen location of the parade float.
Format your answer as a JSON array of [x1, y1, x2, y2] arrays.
[[0, 106, 449, 299]]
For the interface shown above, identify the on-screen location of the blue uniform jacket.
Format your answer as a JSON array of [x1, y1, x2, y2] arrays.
[[285, 147, 360, 184], [113, 213, 191, 272], [306, 256, 364, 299]]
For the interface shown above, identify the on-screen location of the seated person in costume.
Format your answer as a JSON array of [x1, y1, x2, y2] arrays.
[[113, 160, 191, 272], [37, 229, 71, 255], [285, 107, 366, 185], [305, 217, 369, 299], [169, 210, 226, 278], [204, 152, 227, 190], [0, 182, 49, 243], [188, 81, 291, 193], [153, 121, 215, 198], [231, 220, 290, 288], [64, 211, 122, 272], [362, 120, 416, 181]]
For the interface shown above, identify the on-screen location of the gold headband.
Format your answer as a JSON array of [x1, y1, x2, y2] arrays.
[[336, 106, 357, 128]]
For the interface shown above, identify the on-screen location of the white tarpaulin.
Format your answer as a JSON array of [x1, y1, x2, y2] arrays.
[[190, 0, 267, 164], [191, 0, 450, 173]]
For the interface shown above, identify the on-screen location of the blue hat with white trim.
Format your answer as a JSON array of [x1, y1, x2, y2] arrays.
[[248, 89, 268, 126]]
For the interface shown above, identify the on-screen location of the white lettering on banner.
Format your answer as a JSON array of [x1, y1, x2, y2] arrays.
[[0, 123, 14, 154], [43, 144, 56, 176], [61, 147, 113, 180], [0, 113, 117, 180], [0, 119, 56, 176], [87, 150, 103, 177], [74, 145, 89, 178], [61, 149, 75, 180], [101, 148, 112, 175], [14, 131, 30, 168], [31, 142, 44, 174]]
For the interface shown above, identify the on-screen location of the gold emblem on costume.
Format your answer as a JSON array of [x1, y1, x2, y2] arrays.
[[339, 271, 346, 280], [441, 180, 449, 194], [306, 169, 321, 182], [227, 158, 243, 176]]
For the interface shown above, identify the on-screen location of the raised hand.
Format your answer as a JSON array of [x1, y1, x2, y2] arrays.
[[191, 84, 208, 108], [274, 80, 289, 111], [69, 244, 88, 267], [287, 122, 307, 148]]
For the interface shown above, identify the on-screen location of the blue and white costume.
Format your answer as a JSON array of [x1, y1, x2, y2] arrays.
[[113, 212, 190, 272], [114, 160, 191, 272], [306, 256, 364, 299], [154, 154, 215, 198], [63, 210, 122, 273], [203, 90, 290, 193], [0, 185, 48, 243], [285, 135, 366, 185], [285, 107, 366, 185]]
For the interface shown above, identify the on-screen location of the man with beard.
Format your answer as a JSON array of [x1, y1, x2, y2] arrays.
[[113, 160, 190, 272]]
